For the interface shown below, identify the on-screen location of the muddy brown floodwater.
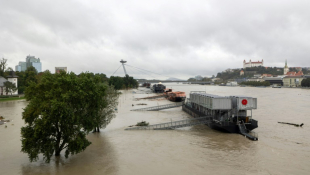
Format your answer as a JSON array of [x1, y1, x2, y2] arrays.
[[1, 84, 310, 175]]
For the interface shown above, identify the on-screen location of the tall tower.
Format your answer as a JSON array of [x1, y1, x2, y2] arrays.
[[284, 59, 289, 75], [120, 59, 128, 76]]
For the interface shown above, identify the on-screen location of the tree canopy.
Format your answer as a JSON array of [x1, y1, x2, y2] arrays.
[[21, 71, 112, 163], [93, 85, 120, 132], [301, 78, 310, 87], [14, 66, 38, 94], [109, 75, 138, 90], [3, 81, 17, 95]]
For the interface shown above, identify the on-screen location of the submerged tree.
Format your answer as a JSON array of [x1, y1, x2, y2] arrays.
[[93, 85, 120, 132], [21, 71, 108, 163]]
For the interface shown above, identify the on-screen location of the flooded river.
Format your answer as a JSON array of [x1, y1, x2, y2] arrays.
[[1, 84, 310, 175]]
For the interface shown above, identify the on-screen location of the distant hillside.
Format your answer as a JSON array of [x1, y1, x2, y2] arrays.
[[166, 77, 185, 81], [216, 66, 285, 81]]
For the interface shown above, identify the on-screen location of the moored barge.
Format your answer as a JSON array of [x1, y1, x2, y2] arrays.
[[182, 91, 258, 140], [164, 88, 186, 102], [151, 83, 166, 93]]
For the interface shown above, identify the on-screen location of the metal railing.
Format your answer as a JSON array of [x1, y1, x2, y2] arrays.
[[125, 116, 213, 130], [238, 121, 258, 141], [131, 102, 183, 111]]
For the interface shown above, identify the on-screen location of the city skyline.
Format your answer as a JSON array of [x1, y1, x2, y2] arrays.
[[14, 55, 42, 73]]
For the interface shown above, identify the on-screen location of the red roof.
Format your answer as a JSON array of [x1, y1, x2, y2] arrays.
[[286, 71, 304, 76], [262, 74, 272, 77]]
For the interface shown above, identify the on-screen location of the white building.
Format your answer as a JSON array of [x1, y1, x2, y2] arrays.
[[0, 72, 18, 95], [243, 59, 264, 69]]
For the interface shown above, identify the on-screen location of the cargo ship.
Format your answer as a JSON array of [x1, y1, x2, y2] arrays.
[[151, 83, 166, 93], [182, 91, 258, 135]]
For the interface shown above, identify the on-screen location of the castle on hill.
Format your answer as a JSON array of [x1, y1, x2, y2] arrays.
[[243, 59, 263, 69]]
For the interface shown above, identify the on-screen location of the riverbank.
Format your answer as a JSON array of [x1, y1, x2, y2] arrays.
[[0, 96, 26, 102]]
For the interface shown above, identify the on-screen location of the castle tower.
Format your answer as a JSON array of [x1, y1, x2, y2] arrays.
[[284, 59, 289, 75]]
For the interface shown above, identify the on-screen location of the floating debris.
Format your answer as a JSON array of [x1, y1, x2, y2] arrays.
[[136, 103, 147, 105], [136, 121, 149, 126], [135, 94, 165, 100], [0, 116, 11, 126], [278, 122, 304, 127]]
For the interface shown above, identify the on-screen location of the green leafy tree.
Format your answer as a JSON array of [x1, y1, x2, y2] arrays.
[[3, 67, 14, 77], [95, 73, 108, 83], [24, 66, 38, 87], [14, 66, 38, 94], [123, 74, 130, 88], [109, 76, 124, 90], [21, 71, 108, 163], [15, 71, 26, 94], [109, 75, 138, 90], [301, 78, 310, 87], [93, 85, 120, 132], [3, 81, 18, 95]]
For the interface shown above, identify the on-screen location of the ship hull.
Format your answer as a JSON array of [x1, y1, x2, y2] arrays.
[[182, 105, 258, 134], [169, 97, 186, 102], [207, 121, 257, 133]]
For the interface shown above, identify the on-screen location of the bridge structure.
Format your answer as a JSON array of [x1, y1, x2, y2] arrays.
[[137, 79, 213, 85], [113, 60, 213, 84]]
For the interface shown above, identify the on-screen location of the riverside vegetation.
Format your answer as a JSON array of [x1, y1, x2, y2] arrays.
[[20, 70, 138, 163]]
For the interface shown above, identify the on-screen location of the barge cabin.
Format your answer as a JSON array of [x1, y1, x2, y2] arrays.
[[183, 91, 258, 134]]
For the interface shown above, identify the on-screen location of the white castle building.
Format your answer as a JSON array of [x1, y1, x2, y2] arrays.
[[243, 59, 264, 69]]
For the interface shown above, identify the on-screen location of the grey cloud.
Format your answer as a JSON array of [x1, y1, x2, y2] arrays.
[[1, 0, 310, 79]]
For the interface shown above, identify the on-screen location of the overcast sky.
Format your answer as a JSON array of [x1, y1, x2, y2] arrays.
[[1, 0, 309, 79]]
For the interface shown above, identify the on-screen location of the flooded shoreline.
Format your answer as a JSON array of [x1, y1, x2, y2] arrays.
[[1, 84, 310, 175]]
